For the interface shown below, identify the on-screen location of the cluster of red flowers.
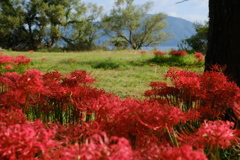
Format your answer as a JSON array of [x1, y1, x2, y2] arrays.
[[153, 50, 166, 56], [0, 53, 240, 159], [194, 52, 205, 62], [178, 120, 239, 150], [0, 54, 32, 72], [140, 50, 147, 53], [0, 108, 133, 160], [169, 50, 188, 56], [146, 68, 240, 118], [0, 69, 110, 124]]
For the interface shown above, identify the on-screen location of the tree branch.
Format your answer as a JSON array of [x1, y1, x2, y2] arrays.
[[176, 0, 189, 4]]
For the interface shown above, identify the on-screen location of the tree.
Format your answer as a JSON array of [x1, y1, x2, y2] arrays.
[[0, 0, 48, 50], [62, 3, 103, 51], [101, 0, 169, 50], [205, 0, 240, 86], [0, 0, 102, 51], [178, 21, 208, 54]]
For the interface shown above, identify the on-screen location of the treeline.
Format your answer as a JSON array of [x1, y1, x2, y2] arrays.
[[0, 0, 169, 51]]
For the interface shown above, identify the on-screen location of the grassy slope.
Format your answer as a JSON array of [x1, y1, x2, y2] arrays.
[[5, 50, 204, 99]]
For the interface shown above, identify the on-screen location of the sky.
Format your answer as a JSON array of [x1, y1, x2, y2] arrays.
[[82, 0, 209, 23]]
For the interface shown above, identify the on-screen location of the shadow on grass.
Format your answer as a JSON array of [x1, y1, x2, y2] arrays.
[[58, 56, 204, 70], [148, 56, 204, 67]]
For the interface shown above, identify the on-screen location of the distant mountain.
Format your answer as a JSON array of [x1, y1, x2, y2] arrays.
[[161, 16, 196, 47]]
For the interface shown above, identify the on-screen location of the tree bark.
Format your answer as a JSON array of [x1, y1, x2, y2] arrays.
[[205, 0, 240, 86]]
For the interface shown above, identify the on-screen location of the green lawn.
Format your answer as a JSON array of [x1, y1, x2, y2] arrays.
[[4, 50, 204, 99]]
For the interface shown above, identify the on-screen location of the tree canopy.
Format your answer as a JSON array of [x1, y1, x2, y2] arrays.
[[179, 21, 208, 54], [0, 0, 170, 51], [101, 0, 169, 50], [0, 0, 102, 51]]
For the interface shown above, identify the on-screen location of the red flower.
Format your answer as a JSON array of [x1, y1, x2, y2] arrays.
[[29, 50, 34, 53], [3, 65, 14, 70], [170, 50, 187, 56], [153, 50, 166, 55], [161, 145, 207, 160], [140, 50, 147, 53], [15, 55, 32, 65], [0, 55, 14, 64], [136, 101, 199, 131], [194, 53, 205, 62], [179, 120, 240, 149]]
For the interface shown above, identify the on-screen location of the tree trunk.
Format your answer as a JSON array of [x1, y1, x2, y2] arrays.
[[205, 0, 240, 86]]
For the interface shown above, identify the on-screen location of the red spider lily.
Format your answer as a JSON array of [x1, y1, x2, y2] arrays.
[[96, 96, 199, 149], [1, 64, 239, 159], [140, 50, 147, 53], [178, 120, 240, 150], [0, 108, 26, 125], [3, 64, 14, 70], [63, 70, 95, 86], [153, 50, 166, 55], [199, 71, 240, 117], [136, 101, 200, 131], [14, 55, 32, 65], [51, 121, 102, 145], [169, 50, 187, 56], [133, 140, 172, 159], [0, 108, 134, 160], [146, 68, 240, 118], [29, 50, 34, 53], [95, 96, 156, 149], [160, 145, 207, 160], [233, 95, 240, 120], [79, 133, 133, 160], [41, 58, 46, 60], [0, 54, 32, 73], [0, 55, 15, 64], [166, 68, 201, 93], [194, 52, 205, 62], [210, 64, 227, 73], [0, 109, 59, 159], [0, 69, 107, 124]]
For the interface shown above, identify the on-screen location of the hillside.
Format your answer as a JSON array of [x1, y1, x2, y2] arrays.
[[161, 16, 196, 48]]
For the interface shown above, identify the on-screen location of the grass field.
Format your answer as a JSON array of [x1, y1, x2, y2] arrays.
[[4, 50, 204, 99]]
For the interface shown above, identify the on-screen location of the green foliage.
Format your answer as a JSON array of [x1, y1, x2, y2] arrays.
[[150, 51, 204, 67], [0, 0, 103, 51], [178, 21, 208, 54], [63, 3, 103, 51], [101, 0, 169, 50], [92, 59, 130, 70], [92, 61, 121, 70]]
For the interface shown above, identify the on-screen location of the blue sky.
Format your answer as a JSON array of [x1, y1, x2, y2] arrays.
[[82, 0, 208, 22]]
